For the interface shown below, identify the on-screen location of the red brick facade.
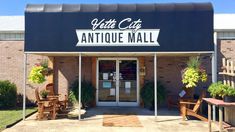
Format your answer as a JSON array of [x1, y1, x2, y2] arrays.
[[217, 39, 235, 80], [0, 39, 232, 104], [0, 41, 48, 100]]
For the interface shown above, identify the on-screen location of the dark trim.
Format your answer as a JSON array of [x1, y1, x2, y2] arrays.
[[25, 3, 213, 13]]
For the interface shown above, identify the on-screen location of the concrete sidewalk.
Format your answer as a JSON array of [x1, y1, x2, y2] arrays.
[[3, 107, 219, 132]]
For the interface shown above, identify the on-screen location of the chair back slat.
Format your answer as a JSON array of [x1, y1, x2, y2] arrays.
[[46, 83, 55, 96], [35, 88, 41, 103], [193, 90, 206, 112]]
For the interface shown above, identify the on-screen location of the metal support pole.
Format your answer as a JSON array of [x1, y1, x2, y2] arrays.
[[211, 53, 216, 121], [78, 53, 82, 121], [212, 32, 218, 121], [219, 107, 223, 132], [214, 32, 218, 82], [154, 53, 157, 121], [208, 104, 212, 132], [23, 53, 27, 120]]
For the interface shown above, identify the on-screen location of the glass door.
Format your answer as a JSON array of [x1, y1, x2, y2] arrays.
[[118, 60, 138, 106], [97, 58, 138, 106], [98, 60, 117, 105]]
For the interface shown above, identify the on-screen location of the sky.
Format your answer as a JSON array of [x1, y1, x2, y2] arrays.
[[0, 0, 234, 15]]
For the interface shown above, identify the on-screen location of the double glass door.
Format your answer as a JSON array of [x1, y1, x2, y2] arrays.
[[97, 58, 138, 106]]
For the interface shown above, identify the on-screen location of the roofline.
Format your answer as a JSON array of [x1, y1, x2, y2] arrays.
[[25, 3, 213, 13], [0, 31, 24, 33]]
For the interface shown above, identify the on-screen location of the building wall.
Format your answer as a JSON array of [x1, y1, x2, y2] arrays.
[[217, 39, 235, 79], [0, 39, 232, 104], [0, 41, 48, 101], [145, 56, 212, 97], [217, 39, 235, 126], [0, 40, 213, 103], [53, 56, 92, 100]]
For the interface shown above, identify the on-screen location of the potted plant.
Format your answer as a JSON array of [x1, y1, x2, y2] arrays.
[[140, 81, 166, 110], [208, 81, 225, 99], [69, 80, 95, 109], [181, 57, 207, 98], [208, 81, 235, 102], [40, 60, 53, 76], [182, 56, 207, 88], [223, 86, 235, 102], [40, 89, 49, 99], [29, 60, 53, 84]]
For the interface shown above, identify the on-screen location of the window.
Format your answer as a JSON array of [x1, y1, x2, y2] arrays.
[[0, 33, 24, 41]]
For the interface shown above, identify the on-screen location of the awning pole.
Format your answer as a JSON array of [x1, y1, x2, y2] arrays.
[[23, 53, 27, 120], [212, 32, 218, 121], [78, 53, 82, 121], [154, 53, 157, 121]]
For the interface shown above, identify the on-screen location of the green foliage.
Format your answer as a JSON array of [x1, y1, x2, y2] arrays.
[[225, 87, 235, 96], [68, 90, 77, 105], [69, 80, 95, 107], [182, 57, 207, 88], [182, 68, 200, 88], [28, 66, 46, 84], [140, 81, 166, 108], [28, 59, 53, 84], [40, 89, 49, 98], [208, 81, 235, 98], [40, 59, 48, 68], [187, 56, 200, 69], [208, 81, 225, 98], [0, 80, 17, 108]]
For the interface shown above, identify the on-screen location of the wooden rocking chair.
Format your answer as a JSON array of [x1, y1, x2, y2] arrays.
[[35, 88, 57, 120], [180, 90, 208, 121], [46, 83, 68, 111]]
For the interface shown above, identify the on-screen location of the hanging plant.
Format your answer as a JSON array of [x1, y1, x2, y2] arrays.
[[28, 59, 53, 84], [29, 65, 46, 84], [182, 57, 207, 88]]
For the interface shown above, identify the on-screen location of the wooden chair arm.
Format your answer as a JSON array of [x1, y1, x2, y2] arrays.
[[64, 95, 68, 101], [180, 98, 197, 102], [180, 101, 197, 105], [47, 96, 59, 100]]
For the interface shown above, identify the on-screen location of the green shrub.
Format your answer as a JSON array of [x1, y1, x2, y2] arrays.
[[0, 80, 17, 108], [208, 81, 235, 98], [69, 80, 95, 108], [140, 81, 166, 109]]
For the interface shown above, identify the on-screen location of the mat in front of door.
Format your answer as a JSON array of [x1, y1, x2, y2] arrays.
[[103, 113, 143, 127]]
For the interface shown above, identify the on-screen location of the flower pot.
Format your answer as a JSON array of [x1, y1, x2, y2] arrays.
[[223, 96, 235, 103]]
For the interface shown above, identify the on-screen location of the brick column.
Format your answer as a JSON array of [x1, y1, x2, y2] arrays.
[[48, 57, 54, 84]]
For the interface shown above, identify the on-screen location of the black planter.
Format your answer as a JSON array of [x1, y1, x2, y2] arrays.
[[223, 96, 235, 103]]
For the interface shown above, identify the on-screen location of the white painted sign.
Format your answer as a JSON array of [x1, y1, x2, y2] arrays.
[[76, 18, 160, 46]]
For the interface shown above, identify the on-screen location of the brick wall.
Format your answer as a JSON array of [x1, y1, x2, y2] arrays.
[[0, 41, 48, 101], [217, 39, 235, 126], [53, 56, 92, 99], [145, 56, 212, 97], [217, 39, 235, 80], [1, 40, 230, 104]]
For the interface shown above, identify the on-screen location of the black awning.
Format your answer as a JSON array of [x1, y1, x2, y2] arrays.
[[25, 3, 214, 52]]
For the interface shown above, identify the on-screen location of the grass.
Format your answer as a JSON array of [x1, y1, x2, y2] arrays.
[[0, 107, 37, 131]]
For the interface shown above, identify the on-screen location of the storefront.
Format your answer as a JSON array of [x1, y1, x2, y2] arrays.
[[23, 3, 214, 120]]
